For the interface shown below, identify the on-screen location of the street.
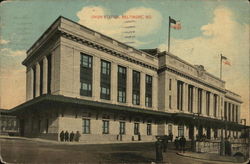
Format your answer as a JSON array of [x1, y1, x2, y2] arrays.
[[0, 137, 233, 164]]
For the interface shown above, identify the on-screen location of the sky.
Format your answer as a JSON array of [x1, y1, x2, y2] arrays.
[[0, 0, 249, 124]]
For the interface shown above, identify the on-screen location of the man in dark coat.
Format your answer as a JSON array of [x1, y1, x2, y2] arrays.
[[174, 137, 179, 150], [169, 132, 173, 142], [70, 131, 74, 142], [65, 130, 69, 142], [179, 136, 186, 153], [75, 131, 81, 142], [155, 137, 163, 162], [60, 130, 64, 142]]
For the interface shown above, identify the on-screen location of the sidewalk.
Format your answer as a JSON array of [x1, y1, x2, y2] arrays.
[[177, 151, 248, 163]]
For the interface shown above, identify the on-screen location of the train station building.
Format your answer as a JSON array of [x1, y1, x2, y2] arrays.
[[10, 16, 243, 142]]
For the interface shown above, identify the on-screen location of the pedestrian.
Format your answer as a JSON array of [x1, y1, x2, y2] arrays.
[[65, 130, 69, 142], [174, 136, 179, 150], [138, 132, 141, 141], [75, 131, 81, 142], [162, 135, 168, 152], [169, 132, 173, 142], [70, 131, 74, 142], [155, 136, 163, 163], [179, 136, 186, 153], [60, 130, 64, 142]]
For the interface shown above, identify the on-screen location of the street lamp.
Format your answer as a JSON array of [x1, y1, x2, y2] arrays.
[[240, 119, 246, 142]]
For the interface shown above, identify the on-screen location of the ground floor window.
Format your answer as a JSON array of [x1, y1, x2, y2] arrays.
[[178, 125, 184, 137], [168, 124, 173, 135], [119, 122, 125, 134], [102, 120, 109, 134], [82, 119, 90, 134], [147, 124, 152, 135], [134, 123, 139, 135], [214, 129, 218, 138]]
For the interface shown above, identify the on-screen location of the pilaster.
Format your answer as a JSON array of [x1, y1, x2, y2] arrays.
[[93, 56, 100, 101], [35, 63, 40, 97], [42, 57, 48, 94], [140, 72, 145, 107], [127, 67, 132, 106], [111, 62, 118, 104]]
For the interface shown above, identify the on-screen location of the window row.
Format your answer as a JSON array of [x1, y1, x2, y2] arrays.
[[80, 53, 153, 107], [82, 119, 152, 135]]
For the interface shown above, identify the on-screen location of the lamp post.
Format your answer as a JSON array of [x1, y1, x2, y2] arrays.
[[241, 119, 246, 143]]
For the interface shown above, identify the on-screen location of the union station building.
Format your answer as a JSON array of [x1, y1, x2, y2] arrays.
[[10, 16, 243, 142]]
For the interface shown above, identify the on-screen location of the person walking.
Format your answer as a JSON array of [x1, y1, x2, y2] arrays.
[[75, 131, 81, 142], [70, 131, 74, 142], [60, 130, 64, 142], [179, 136, 186, 153], [169, 132, 173, 142], [174, 136, 179, 150], [65, 130, 69, 142], [155, 137, 163, 163]]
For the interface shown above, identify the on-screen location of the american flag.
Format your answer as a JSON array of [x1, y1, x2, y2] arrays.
[[171, 22, 181, 30], [221, 55, 231, 66]]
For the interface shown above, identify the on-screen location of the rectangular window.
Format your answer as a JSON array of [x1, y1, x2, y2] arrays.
[[169, 95, 172, 109], [47, 54, 52, 94], [145, 75, 152, 107], [169, 79, 172, 90], [100, 60, 111, 100], [147, 124, 152, 135], [132, 71, 140, 105], [224, 102, 227, 121], [214, 94, 217, 117], [228, 103, 231, 121], [206, 92, 210, 116], [168, 125, 173, 135], [177, 81, 183, 110], [214, 129, 218, 138], [33, 66, 36, 98], [236, 106, 238, 122], [82, 119, 90, 134], [178, 125, 184, 137], [80, 53, 93, 97], [102, 120, 109, 134], [232, 105, 235, 122], [188, 86, 193, 112], [198, 89, 202, 114], [134, 123, 139, 135], [117, 66, 126, 103], [39, 60, 43, 96], [119, 122, 125, 134]]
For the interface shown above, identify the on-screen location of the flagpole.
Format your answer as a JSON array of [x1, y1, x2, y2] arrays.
[[168, 16, 171, 52], [220, 54, 222, 80]]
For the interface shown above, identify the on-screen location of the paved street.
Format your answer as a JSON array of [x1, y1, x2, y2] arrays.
[[0, 137, 234, 164]]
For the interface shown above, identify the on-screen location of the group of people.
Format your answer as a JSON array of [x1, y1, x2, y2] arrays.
[[174, 136, 186, 153], [60, 130, 81, 142], [155, 134, 173, 162]]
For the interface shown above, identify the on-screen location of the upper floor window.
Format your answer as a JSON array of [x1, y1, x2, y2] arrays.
[[198, 88, 202, 114], [80, 53, 93, 97], [132, 71, 140, 105], [118, 66, 126, 103], [213, 94, 217, 117], [177, 81, 183, 110], [169, 79, 172, 90], [145, 75, 152, 107], [100, 60, 111, 100]]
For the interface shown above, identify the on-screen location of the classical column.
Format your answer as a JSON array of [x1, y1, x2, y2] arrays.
[[209, 93, 214, 117], [152, 75, 158, 110], [111, 63, 118, 103], [27, 68, 33, 100], [140, 72, 145, 107], [193, 87, 198, 113], [43, 57, 48, 94], [35, 63, 40, 97], [127, 67, 132, 106], [201, 89, 206, 115], [93, 56, 100, 101]]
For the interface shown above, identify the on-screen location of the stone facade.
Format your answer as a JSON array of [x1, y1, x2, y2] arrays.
[[15, 16, 243, 142]]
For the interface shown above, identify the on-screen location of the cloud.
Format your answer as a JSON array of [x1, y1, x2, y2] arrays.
[[0, 39, 10, 45], [158, 7, 249, 123], [77, 6, 162, 46], [0, 48, 26, 57]]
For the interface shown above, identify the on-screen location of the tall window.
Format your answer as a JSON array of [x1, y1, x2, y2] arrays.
[[198, 88, 202, 114], [236, 106, 238, 122], [177, 81, 183, 110], [119, 122, 126, 134], [147, 124, 152, 135], [39, 60, 43, 96], [224, 102, 227, 121], [213, 94, 217, 117], [33, 66, 36, 98], [117, 66, 126, 103], [206, 92, 210, 116], [232, 105, 235, 122], [145, 75, 152, 107], [188, 86, 193, 112], [228, 103, 231, 121], [169, 95, 172, 109], [168, 124, 173, 135], [47, 54, 52, 94], [134, 123, 139, 135], [80, 53, 93, 97], [82, 119, 90, 134], [132, 71, 140, 105], [178, 125, 184, 137], [169, 79, 172, 90], [100, 60, 111, 100], [102, 120, 109, 134]]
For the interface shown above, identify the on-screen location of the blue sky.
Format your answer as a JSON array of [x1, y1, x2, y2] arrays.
[[0, 0, 249, 123]]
